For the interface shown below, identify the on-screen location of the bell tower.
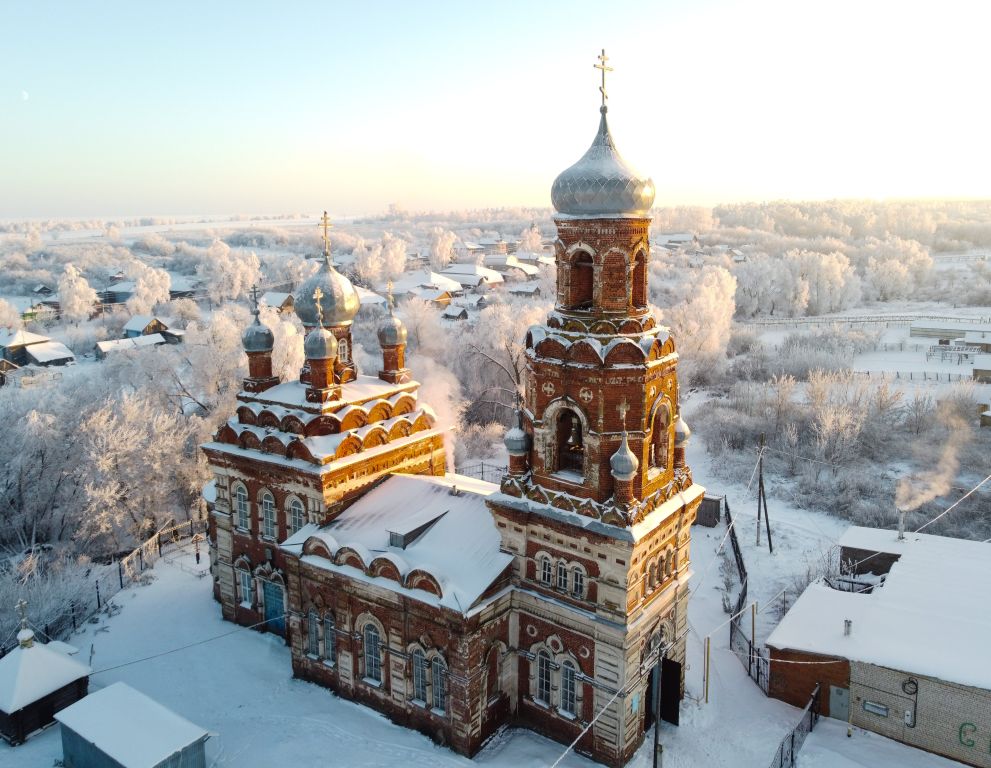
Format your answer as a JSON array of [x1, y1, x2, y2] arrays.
[[488, 51, 704, 767]]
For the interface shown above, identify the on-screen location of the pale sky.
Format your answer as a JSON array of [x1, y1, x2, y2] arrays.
[[3, 0, 988, 218]]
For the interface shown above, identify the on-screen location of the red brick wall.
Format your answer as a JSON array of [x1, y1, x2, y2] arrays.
[[768, 647, 850, 717]]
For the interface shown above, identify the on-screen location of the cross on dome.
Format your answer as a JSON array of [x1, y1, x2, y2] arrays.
[[15, 598, 28, 631], [318, 211, 333, 261], [249, 284, 261, 318], [313, 286, 325, 327], [594, 48, 613, 109], [617, 397, 629, 430]]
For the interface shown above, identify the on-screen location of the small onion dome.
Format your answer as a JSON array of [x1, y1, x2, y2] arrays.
[[674, 416, 692, 444], [377, 313, 407, 347], [304, 327, 338, 361], [504, 425, 528, 456], [610, 431, 639, 482], [241, 319, 275, 353], [551, 107, 655, 219], [294, 258, 360, 328]]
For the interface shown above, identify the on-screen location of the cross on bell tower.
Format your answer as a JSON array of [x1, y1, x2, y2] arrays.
[[594, 48, 613, 109], [318, 211, 333, 262]]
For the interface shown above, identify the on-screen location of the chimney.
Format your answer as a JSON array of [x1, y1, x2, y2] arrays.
[[897, 507, 906, 541]]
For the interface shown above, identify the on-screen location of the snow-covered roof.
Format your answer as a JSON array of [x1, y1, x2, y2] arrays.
[[25, 340, 75, 364], [0, 296, 44, 314], [240, 375, 417, 411], [292, 473, 512, 612], [383, 270, 462, 294], [0, 633, 91, 714], [96, 334, 166, 355], [974, 354, 991, 370], [56, 682, 207, 767], [767, 526, 991, 690], [0, 329, 50, 348], [261, 291, 292, 307], [123, 315, 167, 333], [167, 275, 200, 292], [354, 285, 387, 306], [439, 263, 505, 285], [963, 330, 991, 344]]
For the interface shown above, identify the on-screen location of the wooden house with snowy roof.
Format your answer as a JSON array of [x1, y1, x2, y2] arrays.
[[0, 606, 91, 745]]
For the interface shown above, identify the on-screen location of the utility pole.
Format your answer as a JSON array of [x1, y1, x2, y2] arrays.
[[756, 433, 773, 553]]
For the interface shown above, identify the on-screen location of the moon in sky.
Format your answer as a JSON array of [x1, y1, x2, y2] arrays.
[[21, 90, 29, 101]]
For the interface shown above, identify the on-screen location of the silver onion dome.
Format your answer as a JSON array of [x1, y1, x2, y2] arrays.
[[242, 319, 274, 354], [674, 416, 692, 444], [504, 426, 528, 456], [304, 327, 338, 361], [294, 257, 360, 329], [551, 107, 655, 218], [610, 430, 639, 482], [377, 313, 407, 348]]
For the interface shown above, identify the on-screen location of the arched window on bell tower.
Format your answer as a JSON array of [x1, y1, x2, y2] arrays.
[[569, 252, 594, 310], [556, 409, 585, 474], [632, 251, 647, 308], [650, 403, 671, 470]]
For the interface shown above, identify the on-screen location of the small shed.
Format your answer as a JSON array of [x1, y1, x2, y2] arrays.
[[56, 682, 208, 768], [261, 291, 294, 313], [25, 340, 76, 367], [0, 627, 91, 745], [442, 305, 469, 321], [123, 315, 169, 339], [95, 334, 167, 360], [695, 494, 723, 528], [0, 329, 53, 365]]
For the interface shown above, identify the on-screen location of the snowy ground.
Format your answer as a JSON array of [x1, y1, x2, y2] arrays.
[[0, 450, 966, 767]]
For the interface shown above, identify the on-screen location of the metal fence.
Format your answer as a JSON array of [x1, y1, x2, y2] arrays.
[[1, 519, 206, 657], [454, 461, 507, 485], [768, 684, 821, 768], [852, 369, 968, 382], [724, 499, 772, 694]]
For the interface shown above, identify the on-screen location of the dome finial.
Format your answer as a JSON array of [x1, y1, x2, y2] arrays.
[[313, 286, 325, 328], [249, 284, 261, 321], [386, 279, 395, 314], [594, 48, 613, 111], [318, 211, 334, 265]]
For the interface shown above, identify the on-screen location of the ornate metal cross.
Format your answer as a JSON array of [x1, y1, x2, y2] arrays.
[[617, 397, 629, 430], [318, 210, 333, 256], [15, 598, 27, 629], [594, 48, 613, 108], [249, 284, 260, 315], [313, 286, 325, 327]]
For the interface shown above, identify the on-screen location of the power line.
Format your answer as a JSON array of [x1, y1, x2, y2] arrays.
[[915, 472, 991, 533]]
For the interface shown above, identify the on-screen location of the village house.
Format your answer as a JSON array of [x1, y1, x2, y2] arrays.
[[767, 525, 991, 768], [201, 82, 702, 767], [261, 291, 294, 314], [0, 329, 75, 367]]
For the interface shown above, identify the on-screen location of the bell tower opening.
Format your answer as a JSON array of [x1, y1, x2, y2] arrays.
[[650, 404, 670, 470], [632, 251, 647, 308], [556, 409, 585, 474], [569, 252, 594, 310]]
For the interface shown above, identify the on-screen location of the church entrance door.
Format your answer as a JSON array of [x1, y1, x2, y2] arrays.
[[263, 580, 285, 634]]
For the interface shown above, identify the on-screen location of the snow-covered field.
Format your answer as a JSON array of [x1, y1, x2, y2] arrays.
[[0, 444, 967, 768]]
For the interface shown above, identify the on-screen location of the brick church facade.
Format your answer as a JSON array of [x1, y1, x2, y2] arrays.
[[202, 74, 703, 767]]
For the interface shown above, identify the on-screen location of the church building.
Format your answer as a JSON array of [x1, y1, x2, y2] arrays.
[[202, 56, 703, 767]]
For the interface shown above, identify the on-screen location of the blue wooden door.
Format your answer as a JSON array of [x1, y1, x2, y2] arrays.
[[263, 580, 285, 634]]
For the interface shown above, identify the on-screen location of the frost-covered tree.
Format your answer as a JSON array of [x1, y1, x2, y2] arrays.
[[662, 266, 736, 384], [57, 263, 99, 322], [380, 233, 407, 279], [353, 240, 384, 283], [784, 250, 860, 315], [428, 227, 457, 270], [125, 261, 171, 315], [0, 298, 23, 330], [195, 239, 261, 303], [517, 224, 542, 255], [259, 304, 303, 381]]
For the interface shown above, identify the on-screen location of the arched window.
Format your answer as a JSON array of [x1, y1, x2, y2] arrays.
[[288, 497, 305, 535], [307, 611, 320, 656], [651, 406, 671, 470], [364, 623, 382, 683], [236, 568, 253, 606], [233, 483, 249, 529], [536, 651, 552, 704], [540, 557, 553, 585], [556, 409, 584, 474], [431, 657, 447, 711], [570, 252, 594, 309], [666, 551, 676, 578], [648, 561, 658, 591], [261, 491, 276, 539], [572, 567, 585, 598], [632, 252, 647, 307], [556, 561, 568, 591], [561, 661, 577, 715], [486, 646, 501, 701], [339, 337, 350, 363], [323, 614, 336, 662], [412, 648, 427, 702]]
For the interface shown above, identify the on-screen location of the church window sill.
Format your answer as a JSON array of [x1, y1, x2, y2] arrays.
[[362, 677, 383, 689], [557, 708, 577, 721], [322, 659, 335, 669]]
